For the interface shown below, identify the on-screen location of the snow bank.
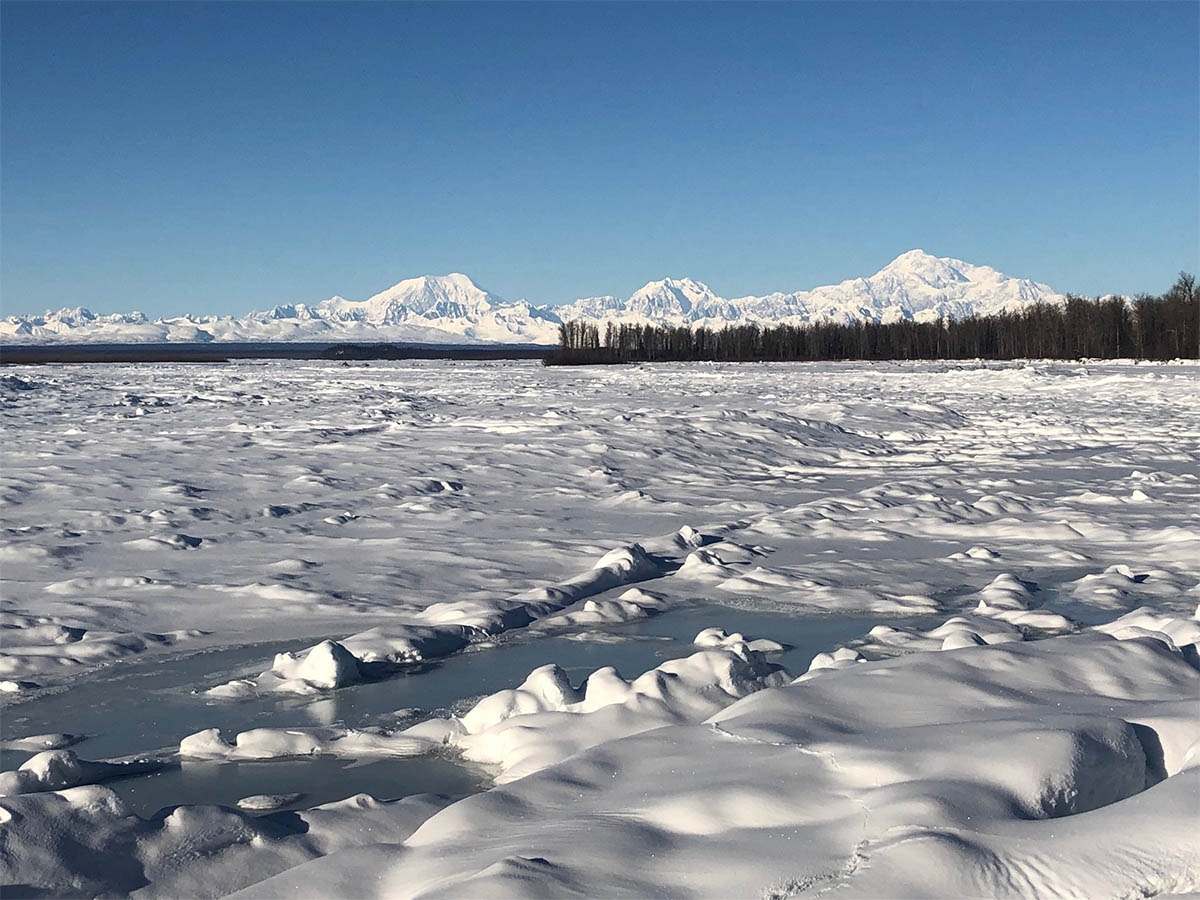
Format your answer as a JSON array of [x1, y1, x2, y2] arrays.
[[0, 787, 452, 898], [528, 587, 672, 631], [446, 642, 791, 783], [970, 572, 1075, 630], [1092, 605, 1200, 656], [0, 750, 161, 796], [229, 631, 1200, 899], [0, 611, 203, 683], [182, 640, 789, 782], [207, 532, 695, 698]]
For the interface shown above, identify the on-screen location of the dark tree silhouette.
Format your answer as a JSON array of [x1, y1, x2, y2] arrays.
[[545, 274, 1199, 365]]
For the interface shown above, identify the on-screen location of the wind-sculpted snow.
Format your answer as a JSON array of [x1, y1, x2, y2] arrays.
[[1, 359, 1199, 897], [205, 535, 691, 698], [0, 749, 162, 796], [221, 634, 1200, 900], [180, 637, 790, 783], [0, 250, 1064, 344]]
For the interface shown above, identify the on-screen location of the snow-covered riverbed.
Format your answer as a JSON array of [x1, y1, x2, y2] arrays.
[[2, 359, 1197, 897]]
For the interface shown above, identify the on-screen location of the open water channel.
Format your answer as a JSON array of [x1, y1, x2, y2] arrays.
[[1, 602, 924, 816]]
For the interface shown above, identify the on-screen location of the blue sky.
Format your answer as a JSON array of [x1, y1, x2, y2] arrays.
[[2, 1, 1197, 316]]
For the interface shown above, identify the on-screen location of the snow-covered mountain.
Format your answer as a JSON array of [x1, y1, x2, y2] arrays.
[[1, 251, 1066, 345], [316, 273, 501, 323]]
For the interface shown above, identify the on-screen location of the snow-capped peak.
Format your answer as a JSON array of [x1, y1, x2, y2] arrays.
[[45, 307, 98, 324], [876, 250, 972, 289], [1, 252, 1069, 346], [318, 273, 504, 324], [627, 277, 725, 318]]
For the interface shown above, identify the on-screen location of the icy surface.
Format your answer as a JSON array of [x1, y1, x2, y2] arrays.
[[1, 359, 1199, 897], [236, 793, 303, 811]]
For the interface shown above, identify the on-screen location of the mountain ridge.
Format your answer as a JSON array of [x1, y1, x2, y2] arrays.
[[1, 251, 1067, 345]]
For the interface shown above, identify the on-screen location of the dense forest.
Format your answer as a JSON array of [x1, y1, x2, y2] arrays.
[[546, 273, 1199, 365]]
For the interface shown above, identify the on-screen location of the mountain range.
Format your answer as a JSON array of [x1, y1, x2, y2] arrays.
[[0, 251, 1065, 345]]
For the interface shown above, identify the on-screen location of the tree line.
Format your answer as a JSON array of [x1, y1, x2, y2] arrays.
[[545, 273, 1199, 365]]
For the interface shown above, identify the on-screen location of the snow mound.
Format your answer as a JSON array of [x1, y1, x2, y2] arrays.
[[531, 588, 672, 631], [972, 573, 1075, 630], [1092, 606, 1200, 655], [233, 632, 1200, 899], [183, 645, 791, 782], [439, 644, 792, 783], [272, 640, 364, 690], [0, 750, 160, 796], [205, 535, 682, 697], [694, 627, 786, 654]]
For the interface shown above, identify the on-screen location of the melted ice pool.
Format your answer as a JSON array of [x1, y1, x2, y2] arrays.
[[1, 604, 917, 813], [105, 754, 488, 818]]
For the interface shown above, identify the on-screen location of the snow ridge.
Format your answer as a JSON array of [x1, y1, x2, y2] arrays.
[[1, 251, 1064, 345]]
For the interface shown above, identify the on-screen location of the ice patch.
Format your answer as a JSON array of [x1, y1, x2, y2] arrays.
[[0, 733, 83, 752], [237, 793, 305, 811]]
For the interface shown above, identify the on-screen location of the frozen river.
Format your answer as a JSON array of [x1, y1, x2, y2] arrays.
[[1, 601, 900, 817], [1, 359, 1198, 898]]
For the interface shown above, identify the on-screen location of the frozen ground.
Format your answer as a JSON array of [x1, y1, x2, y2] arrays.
[[1, 359, 1198, 897]]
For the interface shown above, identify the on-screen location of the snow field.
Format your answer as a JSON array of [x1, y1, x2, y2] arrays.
[[1, 359, 1198, 897]]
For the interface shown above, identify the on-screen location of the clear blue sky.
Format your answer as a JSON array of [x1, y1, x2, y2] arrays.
[[2, 1, 1197, 316]]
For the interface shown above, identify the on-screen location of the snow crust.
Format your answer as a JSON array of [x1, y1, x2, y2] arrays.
[[0, 251, 1064, 344], [2, 358, 1199, 897]]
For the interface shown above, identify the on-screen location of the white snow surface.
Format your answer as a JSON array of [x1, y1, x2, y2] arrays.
[[0, 250, 1065, 344], [2, 358, 1199, 897]]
